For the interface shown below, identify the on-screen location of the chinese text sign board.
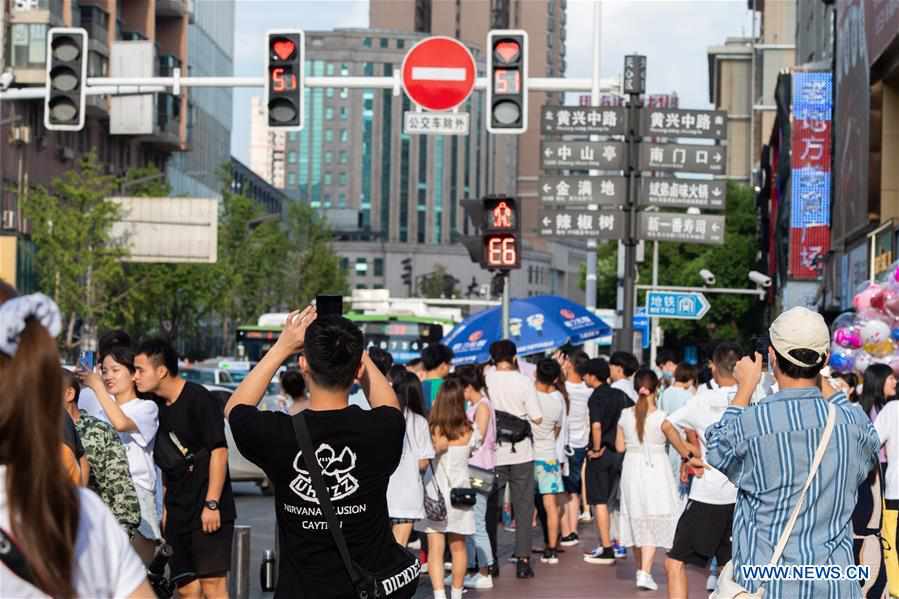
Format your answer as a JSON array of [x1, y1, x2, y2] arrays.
[[639, 108, 727, 139], [638, 143, 726, 175], [539, 208, 625, 239], [541, 141, 626, 170], [638, 212, 725, 245], [538, 175, 626, 205], [638, 177, 726, 210], [790, 71, 832, 279], [645, 291, 711, 320], [541, 106, 628, 135]]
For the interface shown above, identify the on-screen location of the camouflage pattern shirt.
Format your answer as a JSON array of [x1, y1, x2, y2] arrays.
[[75, 410, 142, 536]]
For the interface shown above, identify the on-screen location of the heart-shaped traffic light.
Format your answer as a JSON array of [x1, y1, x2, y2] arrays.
[[272, 38, 296, 61], [494, 41, 521, 65], [266, 31, 305, 131]]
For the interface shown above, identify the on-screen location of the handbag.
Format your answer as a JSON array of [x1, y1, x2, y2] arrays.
[[711, 403, 836, 599], [423, 461, 448, 522], [291, 413, 384, 599], [495, 410, 532, 452], [468, 464, 496, 495], [450, 488, 477, 508]]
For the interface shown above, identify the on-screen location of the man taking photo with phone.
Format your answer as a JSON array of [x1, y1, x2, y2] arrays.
[[225, 307, 420, 598]]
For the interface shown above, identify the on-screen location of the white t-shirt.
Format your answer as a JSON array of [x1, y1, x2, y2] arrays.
[[875, 402, 899, 499], [0, 470, 146, 598], [118, 398, 159, 494], [77, 387, 108, 423], [485, 369, 543, 466], [533, 391, 564, 462], [612, 377, 638, 403], [387, 410, 435, 519], [666, 384, 739, 505], [565, 381, 592, 449]]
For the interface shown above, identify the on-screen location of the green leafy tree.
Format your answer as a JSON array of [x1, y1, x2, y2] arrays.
[[283, 201, 347, 306], [22, 152, 127, 349], [100, 166, 220, 346], [419, 264, 458, 298]]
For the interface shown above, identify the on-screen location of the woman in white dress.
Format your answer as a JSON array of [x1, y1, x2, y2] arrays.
[[616, 368, 682, 591], [416, 374, 476, 599], [387, 370, 435, 545]]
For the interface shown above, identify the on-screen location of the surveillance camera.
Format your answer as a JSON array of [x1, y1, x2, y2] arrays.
[[749, 271, 772, 288], [0, 69, 14, 92], [699, 269, 716, 286]]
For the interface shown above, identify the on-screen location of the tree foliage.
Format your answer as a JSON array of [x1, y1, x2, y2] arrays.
[[22, 152, 126, 347], [24, 157, 348, 357], [418, 264, 458, 299]]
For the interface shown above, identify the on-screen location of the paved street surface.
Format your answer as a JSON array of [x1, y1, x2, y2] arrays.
[[235, 483, 711, 598]]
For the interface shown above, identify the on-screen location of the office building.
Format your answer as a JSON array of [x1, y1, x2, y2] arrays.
[[167, 0, 236, 198], [707, 0, 795, 181], [249, 27, 586, 300], [0, 0, 195, 291]]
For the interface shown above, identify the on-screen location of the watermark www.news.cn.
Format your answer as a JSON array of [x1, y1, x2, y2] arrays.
[[740, 564, 871, 582]]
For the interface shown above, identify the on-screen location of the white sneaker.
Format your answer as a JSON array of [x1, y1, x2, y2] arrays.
[[408, 538, 421, 550], [578, 511, 593, 523], [463, 573, 494, 589], [706, 574, 719, 592], [636, 570, 659, 591]]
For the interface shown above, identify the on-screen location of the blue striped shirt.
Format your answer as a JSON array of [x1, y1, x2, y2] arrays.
[[705, 388, 879, 599]]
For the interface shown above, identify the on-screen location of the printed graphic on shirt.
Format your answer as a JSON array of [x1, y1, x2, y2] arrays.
[[290, 443, 360, 503]]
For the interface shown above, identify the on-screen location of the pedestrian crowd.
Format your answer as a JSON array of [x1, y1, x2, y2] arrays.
[[2, 274, 899, 599]]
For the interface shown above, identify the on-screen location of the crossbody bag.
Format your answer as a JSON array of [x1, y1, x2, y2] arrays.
[[711, 403, 837, 599]]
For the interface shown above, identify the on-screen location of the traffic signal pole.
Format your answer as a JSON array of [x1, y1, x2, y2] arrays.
[[584, 2, 602, 358]]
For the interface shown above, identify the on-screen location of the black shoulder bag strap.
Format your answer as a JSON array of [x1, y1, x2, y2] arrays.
[[291, 412, 365, 590], [0, 527, 37, 588]]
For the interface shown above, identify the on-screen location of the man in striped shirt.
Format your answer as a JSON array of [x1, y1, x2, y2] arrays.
[[705, 307, 880, 599]]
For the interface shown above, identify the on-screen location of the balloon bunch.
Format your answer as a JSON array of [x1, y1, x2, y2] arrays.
[[830, 269, 899, 374]]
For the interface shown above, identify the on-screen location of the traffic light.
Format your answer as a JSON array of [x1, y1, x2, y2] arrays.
[[482, 196, 520, 270], [265, 30, 305, 130], [461, 196, 521, 271], [486, 30, 528, 134], [401, 257, 413, 293], [44, 28, 88, 132]]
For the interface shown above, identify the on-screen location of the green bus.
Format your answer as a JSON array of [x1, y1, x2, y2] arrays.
[[236, 312, 456, 364]]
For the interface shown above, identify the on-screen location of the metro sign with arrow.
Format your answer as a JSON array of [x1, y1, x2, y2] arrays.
[[645, 290, 711, 320]]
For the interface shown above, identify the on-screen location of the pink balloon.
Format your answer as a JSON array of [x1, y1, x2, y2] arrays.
[[834, 328, 862, 349], [854, 283, 883, 312], [884, 287, 899, 319]]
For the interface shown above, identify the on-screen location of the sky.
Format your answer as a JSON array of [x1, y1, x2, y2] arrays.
[[230, 0, 752, 163]]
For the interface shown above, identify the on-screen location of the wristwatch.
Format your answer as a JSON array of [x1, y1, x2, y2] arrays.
[[205, 500, 220, 511]]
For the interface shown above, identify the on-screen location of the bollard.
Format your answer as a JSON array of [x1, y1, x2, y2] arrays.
[[230, 525, 251, 599]]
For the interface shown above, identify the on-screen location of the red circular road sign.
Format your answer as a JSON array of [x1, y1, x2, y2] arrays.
[[401, 36, 476, 112]]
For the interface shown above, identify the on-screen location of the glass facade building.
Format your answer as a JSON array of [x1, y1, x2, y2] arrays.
[[167, 0, 235, 197], [277, 29, 490, 245]]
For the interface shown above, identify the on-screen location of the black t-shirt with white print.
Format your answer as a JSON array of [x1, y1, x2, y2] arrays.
[[229, 404, 419, 599]]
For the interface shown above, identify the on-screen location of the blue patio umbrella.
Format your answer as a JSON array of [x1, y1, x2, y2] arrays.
[[443, 295, 612, 365]]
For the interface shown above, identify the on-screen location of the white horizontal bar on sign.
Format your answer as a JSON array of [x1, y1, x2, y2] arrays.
[[411, 67, 466, 81]]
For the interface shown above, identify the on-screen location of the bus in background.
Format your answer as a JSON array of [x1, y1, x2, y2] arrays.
[[236, 313, 456, 364]]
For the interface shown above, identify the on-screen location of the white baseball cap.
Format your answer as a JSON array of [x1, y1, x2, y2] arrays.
[[768, 306, 830, 368]]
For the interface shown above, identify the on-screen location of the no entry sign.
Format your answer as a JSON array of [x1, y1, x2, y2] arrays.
[[401, 36, 476, 112]]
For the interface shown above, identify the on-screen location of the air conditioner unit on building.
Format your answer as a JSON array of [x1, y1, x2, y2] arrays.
[[2, 210, 15, 230]]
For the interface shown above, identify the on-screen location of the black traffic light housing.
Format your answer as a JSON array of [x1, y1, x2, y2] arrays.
[[401, 257, 413, 294], [265, 30, 305, 130], [461, 196, 521, 271], [44, 28, 88, 132], [486, 30, 528, 134]]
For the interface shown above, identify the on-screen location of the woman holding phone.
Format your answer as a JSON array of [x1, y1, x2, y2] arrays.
[[78, 345, 161, 545]]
